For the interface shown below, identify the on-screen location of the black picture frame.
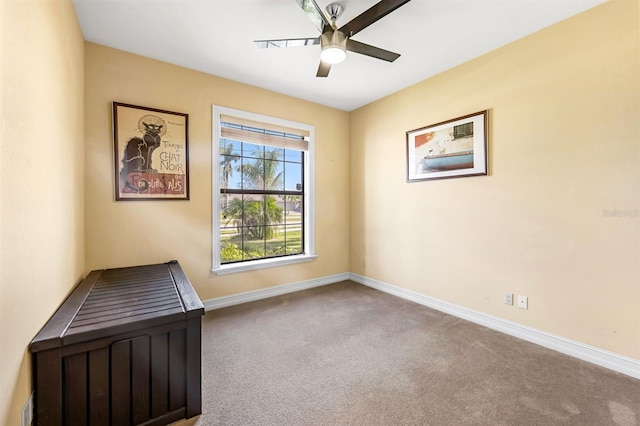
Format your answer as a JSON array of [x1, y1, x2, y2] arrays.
[[113, 102, 189, 200]]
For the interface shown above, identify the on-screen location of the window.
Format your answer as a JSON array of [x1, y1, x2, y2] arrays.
[[212, 106, 316, 274]]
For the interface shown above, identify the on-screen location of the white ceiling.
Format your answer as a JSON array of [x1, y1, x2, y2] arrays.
[[72, 0, 605, 111]]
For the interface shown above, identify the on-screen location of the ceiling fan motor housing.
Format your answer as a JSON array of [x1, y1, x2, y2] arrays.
[[320, 30, 347, 64]]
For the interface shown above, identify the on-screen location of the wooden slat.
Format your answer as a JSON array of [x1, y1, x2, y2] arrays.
[[30, 271, 102, 352], [132, 336, 151, 425], [87, 277, 175, 294], [82, 285, 176, 303], [84, 279, 175, 299], [185, 317, 202, 417], [111, 340, 131, 425], [35, 349, 63, 426], [88, 348, 110, 426], [169, 330, 186, 411], [64, 353, 87, 425], [150, 333, 169, 418], [78, 289, 178, 312], [70, 299, 182, 327], [168, 262, 204, 316]]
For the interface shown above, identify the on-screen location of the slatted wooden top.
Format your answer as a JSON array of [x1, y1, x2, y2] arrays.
[[67, 264, 184, 336], [30, 261, 204, 352]]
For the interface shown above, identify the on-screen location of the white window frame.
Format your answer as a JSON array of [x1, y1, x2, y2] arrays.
[[211, 106, 316, 275]]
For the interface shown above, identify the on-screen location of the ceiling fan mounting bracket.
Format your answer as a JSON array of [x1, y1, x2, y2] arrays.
[[326, 3, 344, 22]]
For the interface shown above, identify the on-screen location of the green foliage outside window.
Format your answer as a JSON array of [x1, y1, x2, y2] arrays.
[[220, 144, 302, 263], [224, 196, 283, 240]]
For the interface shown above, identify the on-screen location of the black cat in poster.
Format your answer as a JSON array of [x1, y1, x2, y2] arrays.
[[120, 116, 164, 192]]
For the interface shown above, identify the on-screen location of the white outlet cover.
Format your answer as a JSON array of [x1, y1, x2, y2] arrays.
[[517, 295, 528, 309], [504, 292, 513, 305], [21, 393, 33, 426]]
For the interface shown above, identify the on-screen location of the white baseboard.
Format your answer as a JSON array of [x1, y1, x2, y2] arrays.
[[203, 272, 350, 311], [350, 273, 640, 380]]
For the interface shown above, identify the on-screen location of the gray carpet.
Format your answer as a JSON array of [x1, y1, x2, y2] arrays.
[[176, 281, 640, 425]]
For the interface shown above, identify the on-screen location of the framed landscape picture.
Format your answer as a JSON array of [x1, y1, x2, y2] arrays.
[[406, 110, 488, 182], [113, 102, 189, 200]]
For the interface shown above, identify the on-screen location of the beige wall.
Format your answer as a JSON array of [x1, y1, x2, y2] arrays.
[[0, 0, 85, 424], [350, 0, 639, 359], [84, 43, 351, 300], [1, 1, 637, 423]]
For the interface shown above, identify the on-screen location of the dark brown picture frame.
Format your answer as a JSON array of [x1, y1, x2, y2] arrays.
[[113, 102, 189, 200], [406, 110, 488, 182]]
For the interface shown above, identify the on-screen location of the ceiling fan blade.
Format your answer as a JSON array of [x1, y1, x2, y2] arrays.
[[254, 37, 320, 49], [346, 39, 400, 62], [316, 61, 331, 77], [338, 0, 411, 38], [295, 0, 331, 34]]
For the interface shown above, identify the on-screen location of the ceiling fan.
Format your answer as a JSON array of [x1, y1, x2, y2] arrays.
[[255, 0, 412, 77]]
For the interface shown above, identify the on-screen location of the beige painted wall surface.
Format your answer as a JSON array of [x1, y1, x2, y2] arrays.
[[350, 0, 639, 359], [84, 42, 350, 300], [0, 0, 85, 424]]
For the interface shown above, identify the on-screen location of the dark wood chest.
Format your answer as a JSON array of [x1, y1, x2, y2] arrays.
[[29, 261, 204, 426]]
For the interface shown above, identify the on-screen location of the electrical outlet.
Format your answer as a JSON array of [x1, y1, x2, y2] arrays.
[[21, 393, 33, 426], [517, 295, 528, 310], [504, 292, 513, 305]]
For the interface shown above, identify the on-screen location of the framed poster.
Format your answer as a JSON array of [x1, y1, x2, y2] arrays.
[[113, 102, 189, 200], [406, 110, 488, 182]]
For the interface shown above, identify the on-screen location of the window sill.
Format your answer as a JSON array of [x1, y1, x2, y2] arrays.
[[212, 254, 317, 275]]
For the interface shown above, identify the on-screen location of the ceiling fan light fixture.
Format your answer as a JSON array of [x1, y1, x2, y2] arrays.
[[321, 46, 346, 64], [320, 30, 347, 64]]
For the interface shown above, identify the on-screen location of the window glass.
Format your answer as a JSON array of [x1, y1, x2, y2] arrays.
[[284, 162, 303, 192], [214, 110, 312, 269]]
